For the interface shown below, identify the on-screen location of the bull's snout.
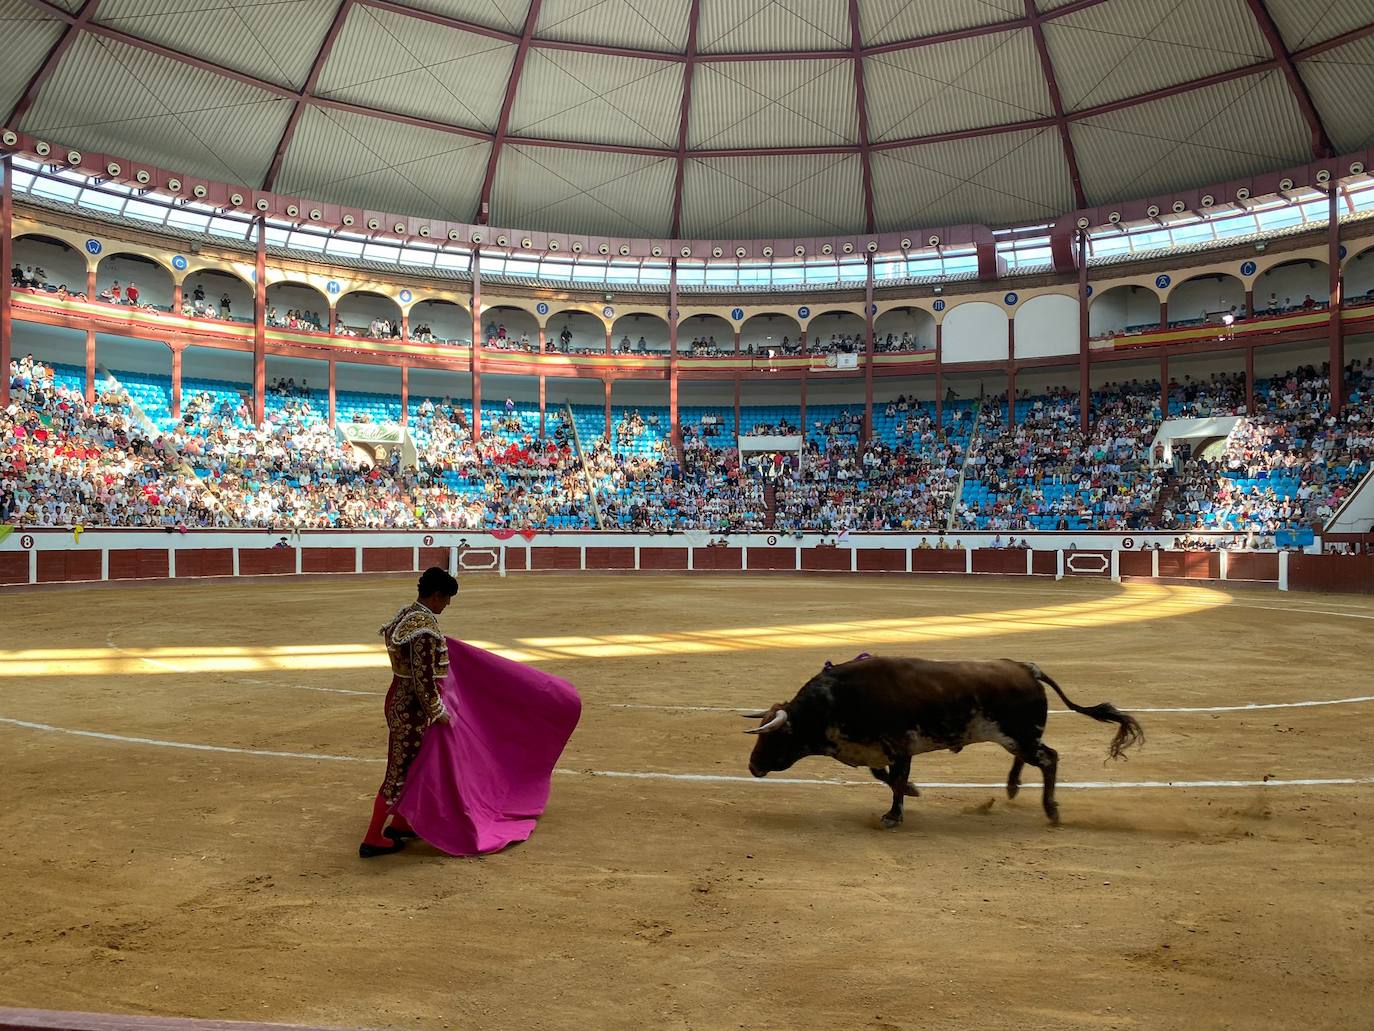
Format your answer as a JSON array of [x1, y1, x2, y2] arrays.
[[749, 763, 767, 778]]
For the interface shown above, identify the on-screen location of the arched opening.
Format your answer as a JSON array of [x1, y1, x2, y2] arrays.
[[11, 235, 86, 296], [875, 307, 935, 352], [336, 291, 401, 340], [96, 252, 174, 310], [806, 311, 866, 355], [265, 282, 329, 333], [941, 302, 1008, 363], [410, 299, 470, 346], [183, 269, 253, 323], [1014, 294, 1078, 358], [1254, 259, 1329, 316], [480, 305, 538, 352], [679, 314, 733, 355], [263, 354, 329, 424], [740, 312, 801, 357], [181, 346, 254, 429], [1346, 245, 1374, 307], [1167, 273, 1245, 328], [335, 361, 402, 424], [611, 312, 670, 355], [545, 310, 603, 354], [1089, 285, 1160, 339]]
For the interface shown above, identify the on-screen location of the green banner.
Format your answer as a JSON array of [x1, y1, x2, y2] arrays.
[[340, 422, 404, 445], [0, 526, 11, 545]]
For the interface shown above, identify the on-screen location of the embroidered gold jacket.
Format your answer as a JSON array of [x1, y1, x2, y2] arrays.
[[380, 602, 450, 727]]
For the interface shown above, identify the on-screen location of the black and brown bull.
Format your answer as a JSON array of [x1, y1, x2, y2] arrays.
[[744, 656, 1143, 828]]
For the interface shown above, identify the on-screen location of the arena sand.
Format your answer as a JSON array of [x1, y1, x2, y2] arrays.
[[0, 575, 1371, 1031]]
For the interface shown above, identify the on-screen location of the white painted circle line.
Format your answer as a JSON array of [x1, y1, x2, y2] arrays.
[[612, 695, 1374, 715], [2, 717, 1370, 791]]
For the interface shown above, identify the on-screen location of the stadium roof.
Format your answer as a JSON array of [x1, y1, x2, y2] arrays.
[[4, 0, 1374, 241]]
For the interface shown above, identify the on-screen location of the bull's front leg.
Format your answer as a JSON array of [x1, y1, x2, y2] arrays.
[[880, 755, 912, 829]]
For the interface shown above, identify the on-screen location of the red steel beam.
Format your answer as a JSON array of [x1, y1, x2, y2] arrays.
[[669, 0, 703, 239], [1243, 0, 1333, 159], [474, 0, 544, 224], [261, 0, 354, 190], [1293, 22, 1374, 60], [5, 0, 102, 127], [1024, 0, 1086, 210], [847, 0, 876, 233]]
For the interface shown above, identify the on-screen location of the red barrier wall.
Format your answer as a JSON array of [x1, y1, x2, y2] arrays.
[[362, 547, 413, 573], [0, 552, 29, 584], [36, 551, 102, 583], [911, 550, 965, 573], [530, 547, 580, 570], [504, 547, 527, 571], [857, 549, 905, 572], [971, 549, 1025, 574], [1289, 554, 1374, 594], [748, 547, 797, 571], [237, 548, 297, 576], [1032, 550, 1058, 575], [174, 548, 233, 578], [692, 548, 742, 570], [419, 547, 450, 571], [801, 548, 850, 571], [586, 547, 635, 570], [1158, 552, 1219, 579], [1118, 551, 1152, 577], [303, 548, 355, 574], [1227, 553, 1279, 582], [640, 547, 688, 570], [108, 549, 169, 580]]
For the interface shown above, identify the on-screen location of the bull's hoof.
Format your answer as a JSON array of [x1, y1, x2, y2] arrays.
[[903, 782, 920, 797], [1006, 781, 1021, 799], [1045, 805, 1061, 826], [880, 813, 903, 830]]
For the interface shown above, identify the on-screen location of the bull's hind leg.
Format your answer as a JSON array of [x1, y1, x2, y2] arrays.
[[870, 766, 920, 797], [879, 756, 912, 829], [1006, 758, 1025, 799]]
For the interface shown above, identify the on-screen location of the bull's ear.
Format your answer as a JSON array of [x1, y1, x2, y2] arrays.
[[745, 710, 788, 735]]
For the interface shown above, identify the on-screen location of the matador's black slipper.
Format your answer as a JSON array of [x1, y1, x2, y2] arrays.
[[383, 826, 418, 842], [359, 838, 407, 859]]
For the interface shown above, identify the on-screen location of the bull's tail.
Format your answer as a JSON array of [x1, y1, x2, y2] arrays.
[[1026, 663, 1144, 761]]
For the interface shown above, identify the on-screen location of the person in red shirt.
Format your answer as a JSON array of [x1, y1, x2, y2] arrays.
[[126, 282, 139, 306]]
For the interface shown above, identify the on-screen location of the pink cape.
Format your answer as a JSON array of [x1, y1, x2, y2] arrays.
[[393, 638, 581, 856]]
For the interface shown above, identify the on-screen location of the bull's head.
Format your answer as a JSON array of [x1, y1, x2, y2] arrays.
[[743, 704, 806, 776]]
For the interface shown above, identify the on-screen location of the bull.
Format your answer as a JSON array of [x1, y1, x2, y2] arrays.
[[743, 656, 1143, 828]]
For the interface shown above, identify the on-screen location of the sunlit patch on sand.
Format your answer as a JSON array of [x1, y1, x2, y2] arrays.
[[0, 584, 1228, 676]]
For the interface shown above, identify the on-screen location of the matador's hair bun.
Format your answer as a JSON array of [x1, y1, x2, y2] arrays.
[[418, 567, 458, 597]]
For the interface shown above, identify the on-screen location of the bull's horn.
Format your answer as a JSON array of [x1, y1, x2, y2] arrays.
[[745, 710, 788, 735], [738, 710, 771, 718]]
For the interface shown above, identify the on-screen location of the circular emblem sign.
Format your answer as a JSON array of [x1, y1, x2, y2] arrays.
[[20, 534, 34, 549], [1085, 284, 1094, 298], [1239, 260, 1257, 277], [171, 254, 188, 271], [1155, 274, 1172, 289], [730, 307, 744, 321], [933, 299, 946, 312], [399, 289, 413, 303], [602, 306, 614, 319], [1339, 244, 1348, 260], [84, 239, 102, 255], [767, 535, 778, 546], [536, 302, 549, 316], [869, 303, 878, 315], [1003, 292, 1018, 306], [423, 534, 435, 547], [797, 306, 810, 319], [1122, 537, 1135, 550], [326, 280, 341, 295]]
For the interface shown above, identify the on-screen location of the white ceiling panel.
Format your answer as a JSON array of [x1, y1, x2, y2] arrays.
[[689, 59, 856, 149], [698, 0, 849, 54], [492, 145, 675, 237], [508, 49, 683, 149], [20, 33, 292, 186], [865, 28, 1051, 143], [535, 0, 692, 52], [316, 4, 514, 132], [385, 0, 530, 34], [680, 153, 863, 237], [1044, 0, 1270, 112], [0, 0, 64, 119], [872, 127, 1072, 230], [277, 105, 489, 220], [1071, 70, 1311, 205], [1299, 35, 1374, 152], [860, 0, 1021, 47], [1266, 0, 1374, 52]]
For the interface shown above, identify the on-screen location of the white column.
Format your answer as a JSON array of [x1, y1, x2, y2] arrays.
[[1110, 549, 1120, 582], [1151, 550, 1160, 578], [851, 547, 858, 573], [100, 548, 109, 582], [449, 545, 458, 571], [232, 547, 240, 577], [634, 546, 641, 571], [1218, 549, 1229, 581], [1056, 550, 1064, 580], [1026, 549, 1034, 575], [1278, 550, 1290, 592], [354, 546, 363, 574], [795, 546, 801, 572], [167, 547, 176, 579], [964, 547, 973, 574], [412, 546, 420, 572], [295, 546, 303, 575], [580, 545, 586, 571], [906, 548, 912, 573], [741, 547, 749, 571], [29, 548, 37, 584], [686, 547, 694, 571]]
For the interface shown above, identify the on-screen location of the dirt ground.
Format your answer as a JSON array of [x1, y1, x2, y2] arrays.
[[0, 574, 1371, 1031]]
